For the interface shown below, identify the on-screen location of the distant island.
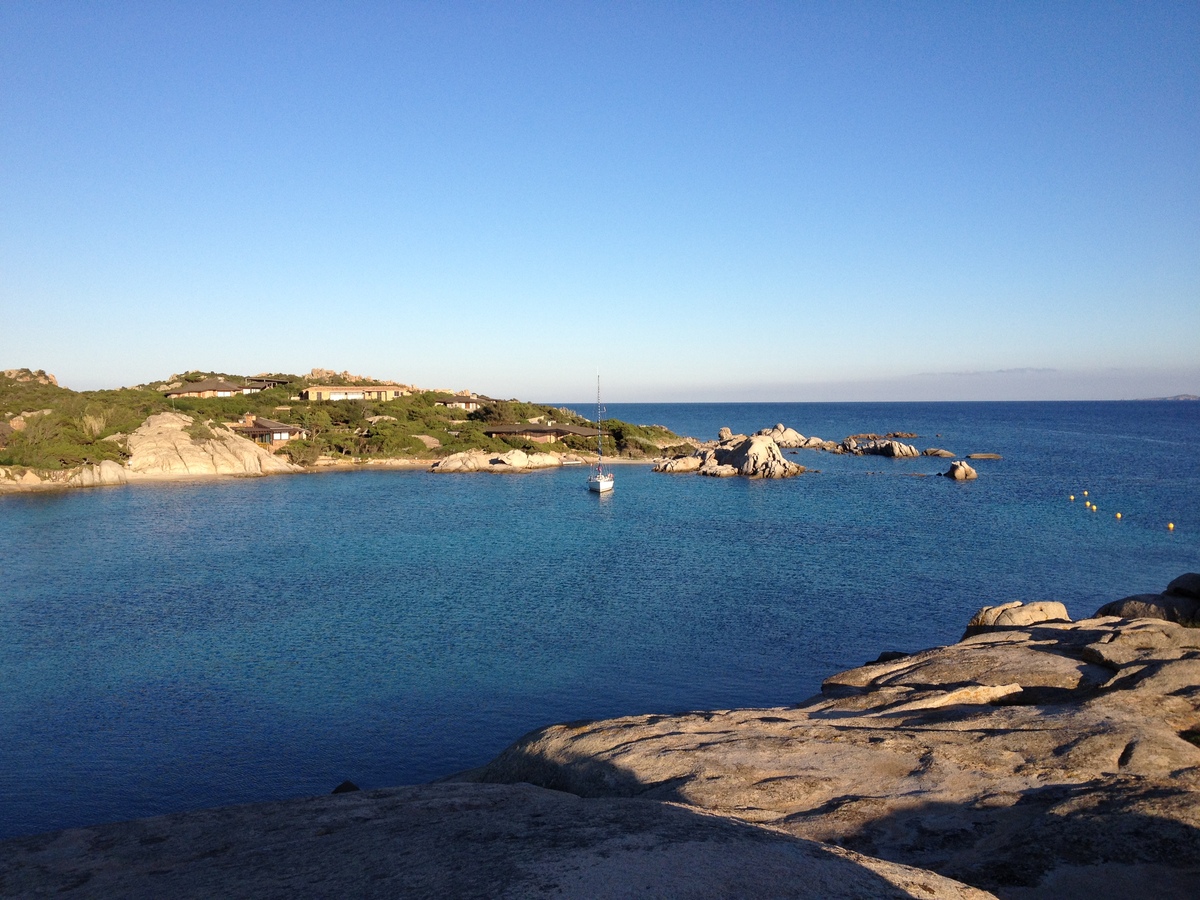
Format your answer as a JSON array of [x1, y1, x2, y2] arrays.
[[1144, 394, 1200, 401]]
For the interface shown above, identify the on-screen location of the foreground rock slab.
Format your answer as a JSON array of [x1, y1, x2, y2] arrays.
[[463, 601, 1200, 897], [0, 783, 990, 899]]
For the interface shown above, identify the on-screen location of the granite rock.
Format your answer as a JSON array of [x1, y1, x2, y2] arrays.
[[755, 423, 808, 448], [842, 437, 920, 458], [68, 460, 129, 488], [431, 449, 561, 474], [1093, 573, 1200, 626], [463, 585, 1200, 898], [0, 783, 992, 899], [126, 413, 295, 477], [653, 454, 703, 473], [963, 601, 1071, 637]]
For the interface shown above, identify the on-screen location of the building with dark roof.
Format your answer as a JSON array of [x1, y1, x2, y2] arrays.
[[229, 414, 306, 446], [164, 378, 244, 399]]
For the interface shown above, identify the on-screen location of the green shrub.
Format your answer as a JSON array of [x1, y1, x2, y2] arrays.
[[185, 420, 215, 442]]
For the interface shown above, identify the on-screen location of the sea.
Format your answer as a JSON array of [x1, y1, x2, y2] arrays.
[[1, 401, 1197, 840]]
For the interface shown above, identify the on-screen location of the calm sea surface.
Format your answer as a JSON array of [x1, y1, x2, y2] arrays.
[[1, 401, 1197, 838]]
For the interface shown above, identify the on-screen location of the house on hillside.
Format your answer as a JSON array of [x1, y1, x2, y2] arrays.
[[241, 377, 291, 394], [299, 385, 411, 402], [164, 378, 244, 399], [480, 424, 601, 444], [229, 414, 307, 446], [434, 395, 486, 412]]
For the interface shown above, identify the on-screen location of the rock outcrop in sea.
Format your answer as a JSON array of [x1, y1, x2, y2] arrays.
[[654, 431, 805, 479], [943, 460, 978, 480], [653, 420, 969, 477], [839, 436, 920, 457]]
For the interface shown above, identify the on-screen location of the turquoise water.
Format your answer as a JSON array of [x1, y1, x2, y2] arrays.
[[0, 401, 1197, 838]]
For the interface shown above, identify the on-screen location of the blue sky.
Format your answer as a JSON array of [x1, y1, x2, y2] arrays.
[[2, 2, 1197, 400]]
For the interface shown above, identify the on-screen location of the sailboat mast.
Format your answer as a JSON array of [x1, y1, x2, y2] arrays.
[[596, 375, 602, 467]]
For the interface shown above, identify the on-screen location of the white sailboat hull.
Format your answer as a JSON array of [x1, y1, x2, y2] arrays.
[[587, 473, 614, 493]]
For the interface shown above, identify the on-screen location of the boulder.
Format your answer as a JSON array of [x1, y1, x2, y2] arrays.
[[1091, 573, 1200, 627], [718, 427, 734, 441], [963, 600, 1070, 636], [841, 438, 920, 458], [431, 451, 491, 473], [653, 455, 703, 473], [924, 448, 956, 458], [431, 450, 561, 474], [1166, 573, 1200, 599], [68, 460, 129, 488], [755, 423, 807, 447], [493, 449, 529, 469], [943, 461, 977, 480], [699, 464, 740, 477]]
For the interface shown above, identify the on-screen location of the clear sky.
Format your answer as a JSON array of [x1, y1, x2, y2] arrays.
[[2, 1, 1197, 400]]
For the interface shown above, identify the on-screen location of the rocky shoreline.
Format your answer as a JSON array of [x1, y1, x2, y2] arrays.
[[0, 412, 643, 494], [2, 576, 1197, 898], [1, 414, 1001, 493]]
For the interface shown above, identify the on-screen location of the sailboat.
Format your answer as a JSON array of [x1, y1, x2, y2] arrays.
[[587, 377, 614, 494]]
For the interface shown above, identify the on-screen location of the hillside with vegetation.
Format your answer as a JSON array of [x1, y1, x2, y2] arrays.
[[0, 369, 691, 471]]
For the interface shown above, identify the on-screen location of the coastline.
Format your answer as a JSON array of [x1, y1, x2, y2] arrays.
[[0, 453, 659, 495]]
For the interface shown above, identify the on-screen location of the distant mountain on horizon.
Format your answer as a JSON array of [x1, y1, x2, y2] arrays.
[[1143, 394, 1200, 401]]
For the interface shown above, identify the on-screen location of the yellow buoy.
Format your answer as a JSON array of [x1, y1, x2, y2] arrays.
[[1115, 512, 1122, 519], [1168, 522, 1175, 531], [1083, 490, 1088, 496], [1069, 495, 1075, 501], [1091, 505, 1098, 512]]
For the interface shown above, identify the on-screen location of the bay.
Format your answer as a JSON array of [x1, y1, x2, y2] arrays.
[[0, 401, 1196, 839]]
